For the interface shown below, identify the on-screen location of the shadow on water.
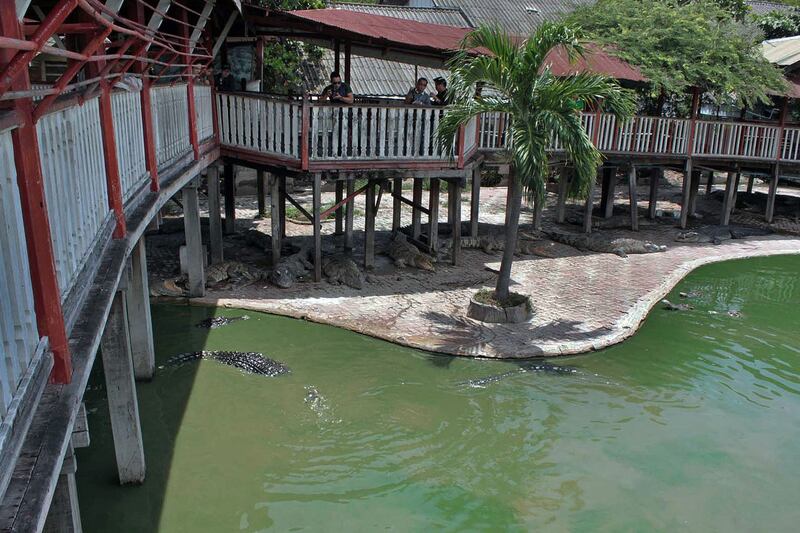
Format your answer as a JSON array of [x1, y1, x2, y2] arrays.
[[75, 303, 219, 531]]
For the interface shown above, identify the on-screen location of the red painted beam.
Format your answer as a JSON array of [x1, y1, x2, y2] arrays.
[[301, 95, 310, 170], [0, 0, 80, 97], [0, 2, 72, 383], [181, 7, 199, 160], [132, 0, 161, 192], [23, 22, 101, 35], [98, 84, 126, 238]]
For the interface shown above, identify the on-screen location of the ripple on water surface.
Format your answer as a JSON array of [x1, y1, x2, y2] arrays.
[[77, 256, 800, 532]]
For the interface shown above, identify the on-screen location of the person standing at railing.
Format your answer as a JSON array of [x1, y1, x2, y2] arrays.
[[404, 77, 432, 106], [431, 77, 450, 106], [215, 65, 236, 92], [322, 71, 354, 104]]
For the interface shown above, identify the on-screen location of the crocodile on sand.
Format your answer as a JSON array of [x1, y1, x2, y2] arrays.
[[439, 232, 549, 257], [271, 245, 313, 288], [323, 255, 364, 289], [389, 232, 436, 271], [675, 225, 772, 245], [546, 231, 666, 257], [164, 350, 290, 376]]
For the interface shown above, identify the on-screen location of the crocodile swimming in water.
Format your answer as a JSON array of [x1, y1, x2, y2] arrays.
[[195, 315, 250, 329], [164, 350, 290, 376], [460, 362, 578, 388], [546, 231, 666, 257], [661, 299, 693, 311]]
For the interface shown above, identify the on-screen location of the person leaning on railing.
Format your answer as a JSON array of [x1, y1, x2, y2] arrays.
[[322, 71, 354, 104], [431, 77, 451, 106], [404, 77, 432, 106]]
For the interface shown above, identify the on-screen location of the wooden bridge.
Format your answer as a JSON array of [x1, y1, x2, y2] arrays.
[[0, 1, 797, 531]]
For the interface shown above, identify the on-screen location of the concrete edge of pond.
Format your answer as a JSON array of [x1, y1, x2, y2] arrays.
[[166, 239, 800, 360]]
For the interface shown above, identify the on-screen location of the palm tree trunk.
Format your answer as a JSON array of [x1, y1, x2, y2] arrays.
[[495, 170, 522, 301]]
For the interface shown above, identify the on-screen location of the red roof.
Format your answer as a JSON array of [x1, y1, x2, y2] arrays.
[[280, 9, 646, 83]]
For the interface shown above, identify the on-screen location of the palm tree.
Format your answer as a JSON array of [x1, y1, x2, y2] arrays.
[[438, 22, 635, 303]]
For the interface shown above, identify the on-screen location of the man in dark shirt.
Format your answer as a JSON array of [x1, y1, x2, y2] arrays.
[[322, 71, 354, 104], [215, 65, 236, 92], [432, 77, 450, 106]]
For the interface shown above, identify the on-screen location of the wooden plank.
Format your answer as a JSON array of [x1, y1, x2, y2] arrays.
[[313, 173, 322, 282], [285, 193, 313, 222], [428, 178, 440, 253], [629, 166, 639, 231]]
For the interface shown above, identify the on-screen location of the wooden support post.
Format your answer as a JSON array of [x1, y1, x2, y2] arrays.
[[556, 167, 569, 224], [392, 177, 403, 231], [679, 160, 693, 229], [270, 173, 282, 265], [125, 239, 155, 381], [470, 165, 481, 237], [429, 178, 440, 253], [279, 173, 287, 238], [600, 167, 615, 219], [223, 163, 236, 234], [688, 169, 701, 216], [583, 173, 596, 234], [450, 179, 462, 265], [256, 169, 266, 218], [721, 171, 736, 226], [705, 171, 714, 194], [100, 290, 146, 485], [648, 168, 661, 220], [746, 175, 755, 194], [312, 173, 322, 282], [766, 164, 779, 223], [207, 165, 224, 264], [335, 179, 345, 235], [345, 177, 355, 251], [412, 179, 423, 240], [533, 192, 544, 231], [364, 180, 376, 268], [628, 166, 639, 231], [183, 179, 205, 297], [731, 173, 741, 214]]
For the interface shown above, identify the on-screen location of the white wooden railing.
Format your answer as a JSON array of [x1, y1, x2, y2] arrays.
[[462, 114, 478, 159], [217, 93, 301, 158], [693, 120, 780, 160], [151, 83, 191, 166], [36, 97, 111, 300], [194, 84, 214, 142], [111, 89, 148, 202], [0, 129, 41, 424]]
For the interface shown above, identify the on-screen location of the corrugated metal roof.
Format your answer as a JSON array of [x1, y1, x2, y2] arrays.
[[545, 43, 646, 81], [328, 3, 470, 27], [434, 0, 593, 36], [746, 0, 796, 15], [762, 35, 800, 67]]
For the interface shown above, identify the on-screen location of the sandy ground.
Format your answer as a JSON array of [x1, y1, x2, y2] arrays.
[[147, 173, 800, 358]]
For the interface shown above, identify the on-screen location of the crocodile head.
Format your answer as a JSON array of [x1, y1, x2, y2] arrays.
[[643, 242, 667, 253], [414, 255, 436, 272], [270, 266, 295, 288], [675, 231, 700, 242]]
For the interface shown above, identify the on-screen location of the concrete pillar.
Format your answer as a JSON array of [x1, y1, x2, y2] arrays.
[[100, 290, 146, 485], [206, 166, 224, 265], [648, 168, 660, 220], [747, 175, 755, 194], [721, 171, 736, 226], [312, 173, 322, 282], [125, 239, 154, 381], [278, 173, 287, 238], [688, 169, 701, 216], [731, 173, 741, 214], [470, 165, 481, 237], [270, 173, 282, 265], [182, 179, 205, 297], [628, 166, 638, 231], [364, 180, 376, 268], [583, 172, 596, 234], [533, 191, 544, 231], [392, 177, 403, 231], [344, 178, 354, 251], [766, 164, 779, 223], [705, 171, 714, 195], [256, 169, 267, 218], [223, 163, 236, 234], [600, 167, 615, 218], [556, 167, 569, 224], [335, 179, 345, 235], [429, 178, 440, 253], [411, 179, 423, 241], [449, 179, 462, 265], [679, 160, 693, 229], [43, 448, 82, 533]]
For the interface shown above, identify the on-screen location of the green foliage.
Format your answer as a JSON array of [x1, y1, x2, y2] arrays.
[[752, 9, 800, 39], [437, 23, 635, 202], [258, 0, 325, 94], [568, 0, 787, 108]]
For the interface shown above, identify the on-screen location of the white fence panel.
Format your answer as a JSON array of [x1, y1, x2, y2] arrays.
[[111, 90, 148, 202], [151, 84, 191, 166], [194, 84, 214, 142], [0, 130, 41, 422], [36, 98, 110, 300]]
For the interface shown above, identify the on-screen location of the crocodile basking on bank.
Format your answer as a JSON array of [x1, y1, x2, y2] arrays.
[[389, 232, 436, 271], [546, 231, 666, 257], [439, 232, 549, 257], [164, 350, 290, 376], [675, 225, 772, 245], [271, 245, 313, 288], [323, 255, 364, 289]]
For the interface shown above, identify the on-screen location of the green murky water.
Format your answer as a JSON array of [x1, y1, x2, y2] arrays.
[[77, 256, 800, 532]]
